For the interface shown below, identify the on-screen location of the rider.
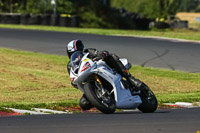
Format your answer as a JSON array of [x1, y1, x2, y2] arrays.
[[66, 40, 142, 110]]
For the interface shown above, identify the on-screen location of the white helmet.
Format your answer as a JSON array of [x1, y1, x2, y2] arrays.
[[66, 40, 84, 58]]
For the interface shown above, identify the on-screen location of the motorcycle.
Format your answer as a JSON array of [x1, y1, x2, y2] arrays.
[[69, 51, 157, 114]]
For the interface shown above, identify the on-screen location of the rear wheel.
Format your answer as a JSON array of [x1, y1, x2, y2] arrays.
[[84, 82, 116, 114], [137, 83, 157, 113]]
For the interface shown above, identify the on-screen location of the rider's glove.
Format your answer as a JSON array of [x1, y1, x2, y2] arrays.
[[92, 51, 109, 61], [101, 51, 109, 59]]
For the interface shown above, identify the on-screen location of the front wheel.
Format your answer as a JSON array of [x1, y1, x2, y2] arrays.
[[137, 83, 158, 113], [84, 82, 116, 114]]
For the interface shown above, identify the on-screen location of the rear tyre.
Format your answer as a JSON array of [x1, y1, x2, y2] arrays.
[[137, 83, 157, 113], [84, 82, 116, 114]]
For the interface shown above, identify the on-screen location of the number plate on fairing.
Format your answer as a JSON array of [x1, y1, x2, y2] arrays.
[[79, 58, 94, 74]]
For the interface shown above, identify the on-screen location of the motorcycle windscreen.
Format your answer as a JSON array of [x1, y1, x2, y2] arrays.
[[119, 58, 132, 70], [70, 51, 84, 71]]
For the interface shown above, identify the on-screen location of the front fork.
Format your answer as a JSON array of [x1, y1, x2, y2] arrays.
[[94, 75, 113, 96]]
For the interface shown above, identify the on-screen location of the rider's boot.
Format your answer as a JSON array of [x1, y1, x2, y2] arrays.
[[125, 72, 142, 89], [105, 54, 142, 89]]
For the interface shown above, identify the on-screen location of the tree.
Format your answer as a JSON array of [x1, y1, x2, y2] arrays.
[[178, 0, 200, 12], [110, 0, 182, 19]]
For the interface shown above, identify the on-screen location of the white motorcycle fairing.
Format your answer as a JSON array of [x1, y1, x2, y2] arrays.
[[70, 52, 142, 109]]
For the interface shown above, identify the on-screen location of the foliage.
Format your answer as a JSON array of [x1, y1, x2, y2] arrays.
[[0, 0, 74, 14], [111, 0, 200, 19], [195, 4, 200, 12], [74, 0, 135, 29], [79, 8, 112, 28], [25, 0, 75, 14], [0, 1, 3, 12], [56, 0, 74, 14], [111, 0, 174, 18], [178, 0, 200, 12], [74, 1, 115, 28], [26, 0, 47, 14], [0, 0, 24, 13]]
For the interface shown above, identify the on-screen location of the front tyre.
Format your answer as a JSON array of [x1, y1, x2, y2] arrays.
[[84, 82, 116, 114], [137, 83, 158, 113]]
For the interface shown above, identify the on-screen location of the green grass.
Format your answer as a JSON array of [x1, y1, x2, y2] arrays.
[[0, 24, 200, 41], [0, 48, 81, 109], [0, 48, 200, 110]]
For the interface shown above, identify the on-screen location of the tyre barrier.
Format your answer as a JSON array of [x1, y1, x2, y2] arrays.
[[20, 14, 30, 25], [0, 14, 20, 24], [28, 15, 41, 25], [50, 15, 59, 26], [1, 15, 10, 24], [154, 22, 169, 29], [40, 14, 51, 25], [70, 15, 80, 27], [169, 20, 188, 29], [59, 15, 71, 27], [0, 14, 2, 23], [0, 14, 79, 27]]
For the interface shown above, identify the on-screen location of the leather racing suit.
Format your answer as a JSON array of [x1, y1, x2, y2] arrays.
[[67, 48, 142, 89]]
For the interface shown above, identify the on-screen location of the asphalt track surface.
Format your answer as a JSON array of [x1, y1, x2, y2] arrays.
[[0, 108, 200, 133], [0, 28, 200, 133], [0, 28, 200, 72]]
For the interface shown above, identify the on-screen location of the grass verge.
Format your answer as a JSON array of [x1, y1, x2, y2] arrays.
[[0, 48, 200, 109], [0, 24, 200, 41]]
